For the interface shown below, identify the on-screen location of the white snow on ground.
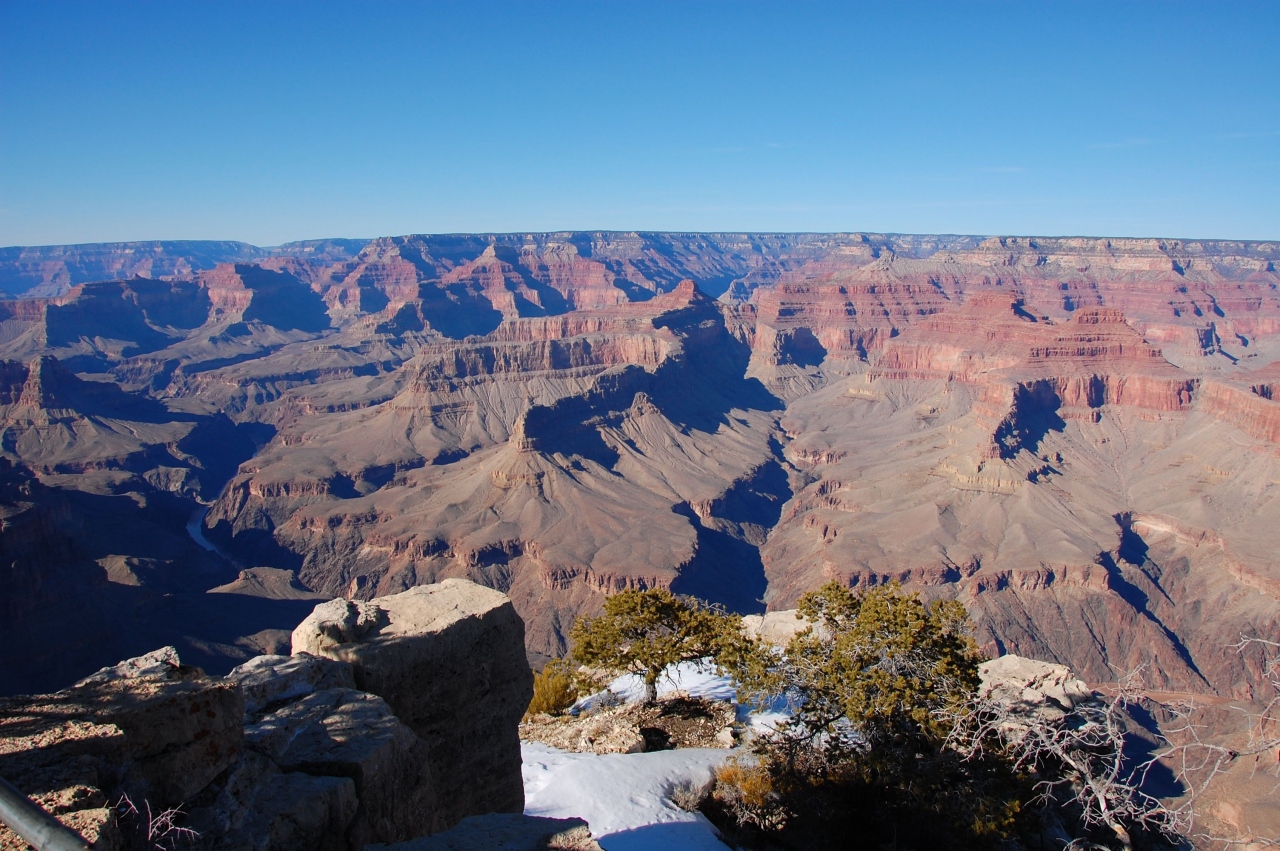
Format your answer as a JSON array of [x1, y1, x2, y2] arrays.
[[573, 660, 792, 734], [572, 660, 737, 709], [522, 660, 797, 849], [522, 742, 731, 850]]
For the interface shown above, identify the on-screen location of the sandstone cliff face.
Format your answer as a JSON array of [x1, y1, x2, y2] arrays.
[[1197, 379, 1280, 443], [747, 236, 1280, 371]]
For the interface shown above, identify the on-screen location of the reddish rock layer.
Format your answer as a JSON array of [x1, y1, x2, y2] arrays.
[[3, 233, 1280, 703]]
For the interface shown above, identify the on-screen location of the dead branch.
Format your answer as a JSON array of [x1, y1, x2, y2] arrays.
[[946, 637, 1280, 851]]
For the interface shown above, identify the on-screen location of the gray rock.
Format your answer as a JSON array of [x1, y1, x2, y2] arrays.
[[2, 581, 533, 851], [63, 649, 244, 806], [741, 610, 815, 645], [229, 652, 356, 717], [75, 645, 182, 684], [188, 750, 282, 840], [295, 598, 387, 653], [0, 647, 240, 847], [365, 813, 601, 851], [575, 718, 646, 755], [244, 688, 439, 847], [292, 579, 533, 825], [189, 750, 358, 851], [978, 654, 1095, 723], [233, 772, 358, 851]]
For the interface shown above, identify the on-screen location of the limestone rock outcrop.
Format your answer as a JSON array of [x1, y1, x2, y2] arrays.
[[0, 646, 242, 849], [237, 687, 437, 848], [230, 652, 357, 716], [977, 654, 1095, 724], [291, 579, 534, 819], [740, 610, 813, 646], [0, 579, 534, 851], [190, 751, 358, 851]]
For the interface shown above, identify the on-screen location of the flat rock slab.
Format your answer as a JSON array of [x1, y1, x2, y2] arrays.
[[0, 646, 240, 849], [741, 610, 815, 646], [292, 579, 533, 824], [0, 647, 241, 808], [366, 813, 601, 851], [230, 652, 356, 717], [68, 664, 244, 805]]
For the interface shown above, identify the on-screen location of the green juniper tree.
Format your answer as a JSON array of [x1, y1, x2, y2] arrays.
[[569, 587, 745, 704], [723, 581, 1029, 849]]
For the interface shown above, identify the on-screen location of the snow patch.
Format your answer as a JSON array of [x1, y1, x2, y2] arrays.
[[522, 742, 730, 850], [572, 660, 737, 712], [523, 659, 794, 849]]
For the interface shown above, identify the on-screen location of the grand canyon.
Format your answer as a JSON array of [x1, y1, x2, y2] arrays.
[[2, 231, 1278, 713]]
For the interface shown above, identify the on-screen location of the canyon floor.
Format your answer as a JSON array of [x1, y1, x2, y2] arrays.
[[1, 232, 1278, 707]]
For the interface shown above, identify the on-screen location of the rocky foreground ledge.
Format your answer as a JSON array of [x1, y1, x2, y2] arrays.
[[0, 579, 542, 851]]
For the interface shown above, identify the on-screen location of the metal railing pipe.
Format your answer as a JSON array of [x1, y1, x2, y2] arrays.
[[0, 776, 92, 851]]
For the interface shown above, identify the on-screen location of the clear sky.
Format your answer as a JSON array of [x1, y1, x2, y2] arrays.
[[1, 1, 1277, 246]]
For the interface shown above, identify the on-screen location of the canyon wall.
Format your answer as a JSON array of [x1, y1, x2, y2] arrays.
[[1, 232, 1279, 702]]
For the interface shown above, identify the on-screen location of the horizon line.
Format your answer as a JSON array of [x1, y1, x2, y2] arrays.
[[4, 229, 1279, 253]]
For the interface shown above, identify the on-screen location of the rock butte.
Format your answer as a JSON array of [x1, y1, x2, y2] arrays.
[[0, 232, 1278, 705]]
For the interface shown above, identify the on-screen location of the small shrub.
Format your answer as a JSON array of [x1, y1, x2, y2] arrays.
[[526, 658, 579, 718], [711, 756, 789, 832], [721, 581, 1030, 849], [669, 777, 713, 812]]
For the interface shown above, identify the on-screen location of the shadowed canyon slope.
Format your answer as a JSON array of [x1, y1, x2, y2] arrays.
[[1, 232, 1278, 700]]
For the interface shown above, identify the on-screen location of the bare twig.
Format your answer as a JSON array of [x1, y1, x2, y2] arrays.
[[947, 637, 1280, 850], [114, 793, 200, 850]]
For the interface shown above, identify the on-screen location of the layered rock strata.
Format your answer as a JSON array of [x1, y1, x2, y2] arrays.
[[3, 232, 1280, 710]]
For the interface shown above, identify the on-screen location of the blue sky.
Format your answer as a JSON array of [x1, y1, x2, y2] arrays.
[[1, 1, 1277, 246]]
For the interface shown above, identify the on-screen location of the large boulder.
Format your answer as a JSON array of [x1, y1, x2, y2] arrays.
[[186, 750, 359, 851], [292, 579, 534, 823], [2, 580, 533, 850], [233, 771, 358, 851], [68, 648, 244, 806]]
